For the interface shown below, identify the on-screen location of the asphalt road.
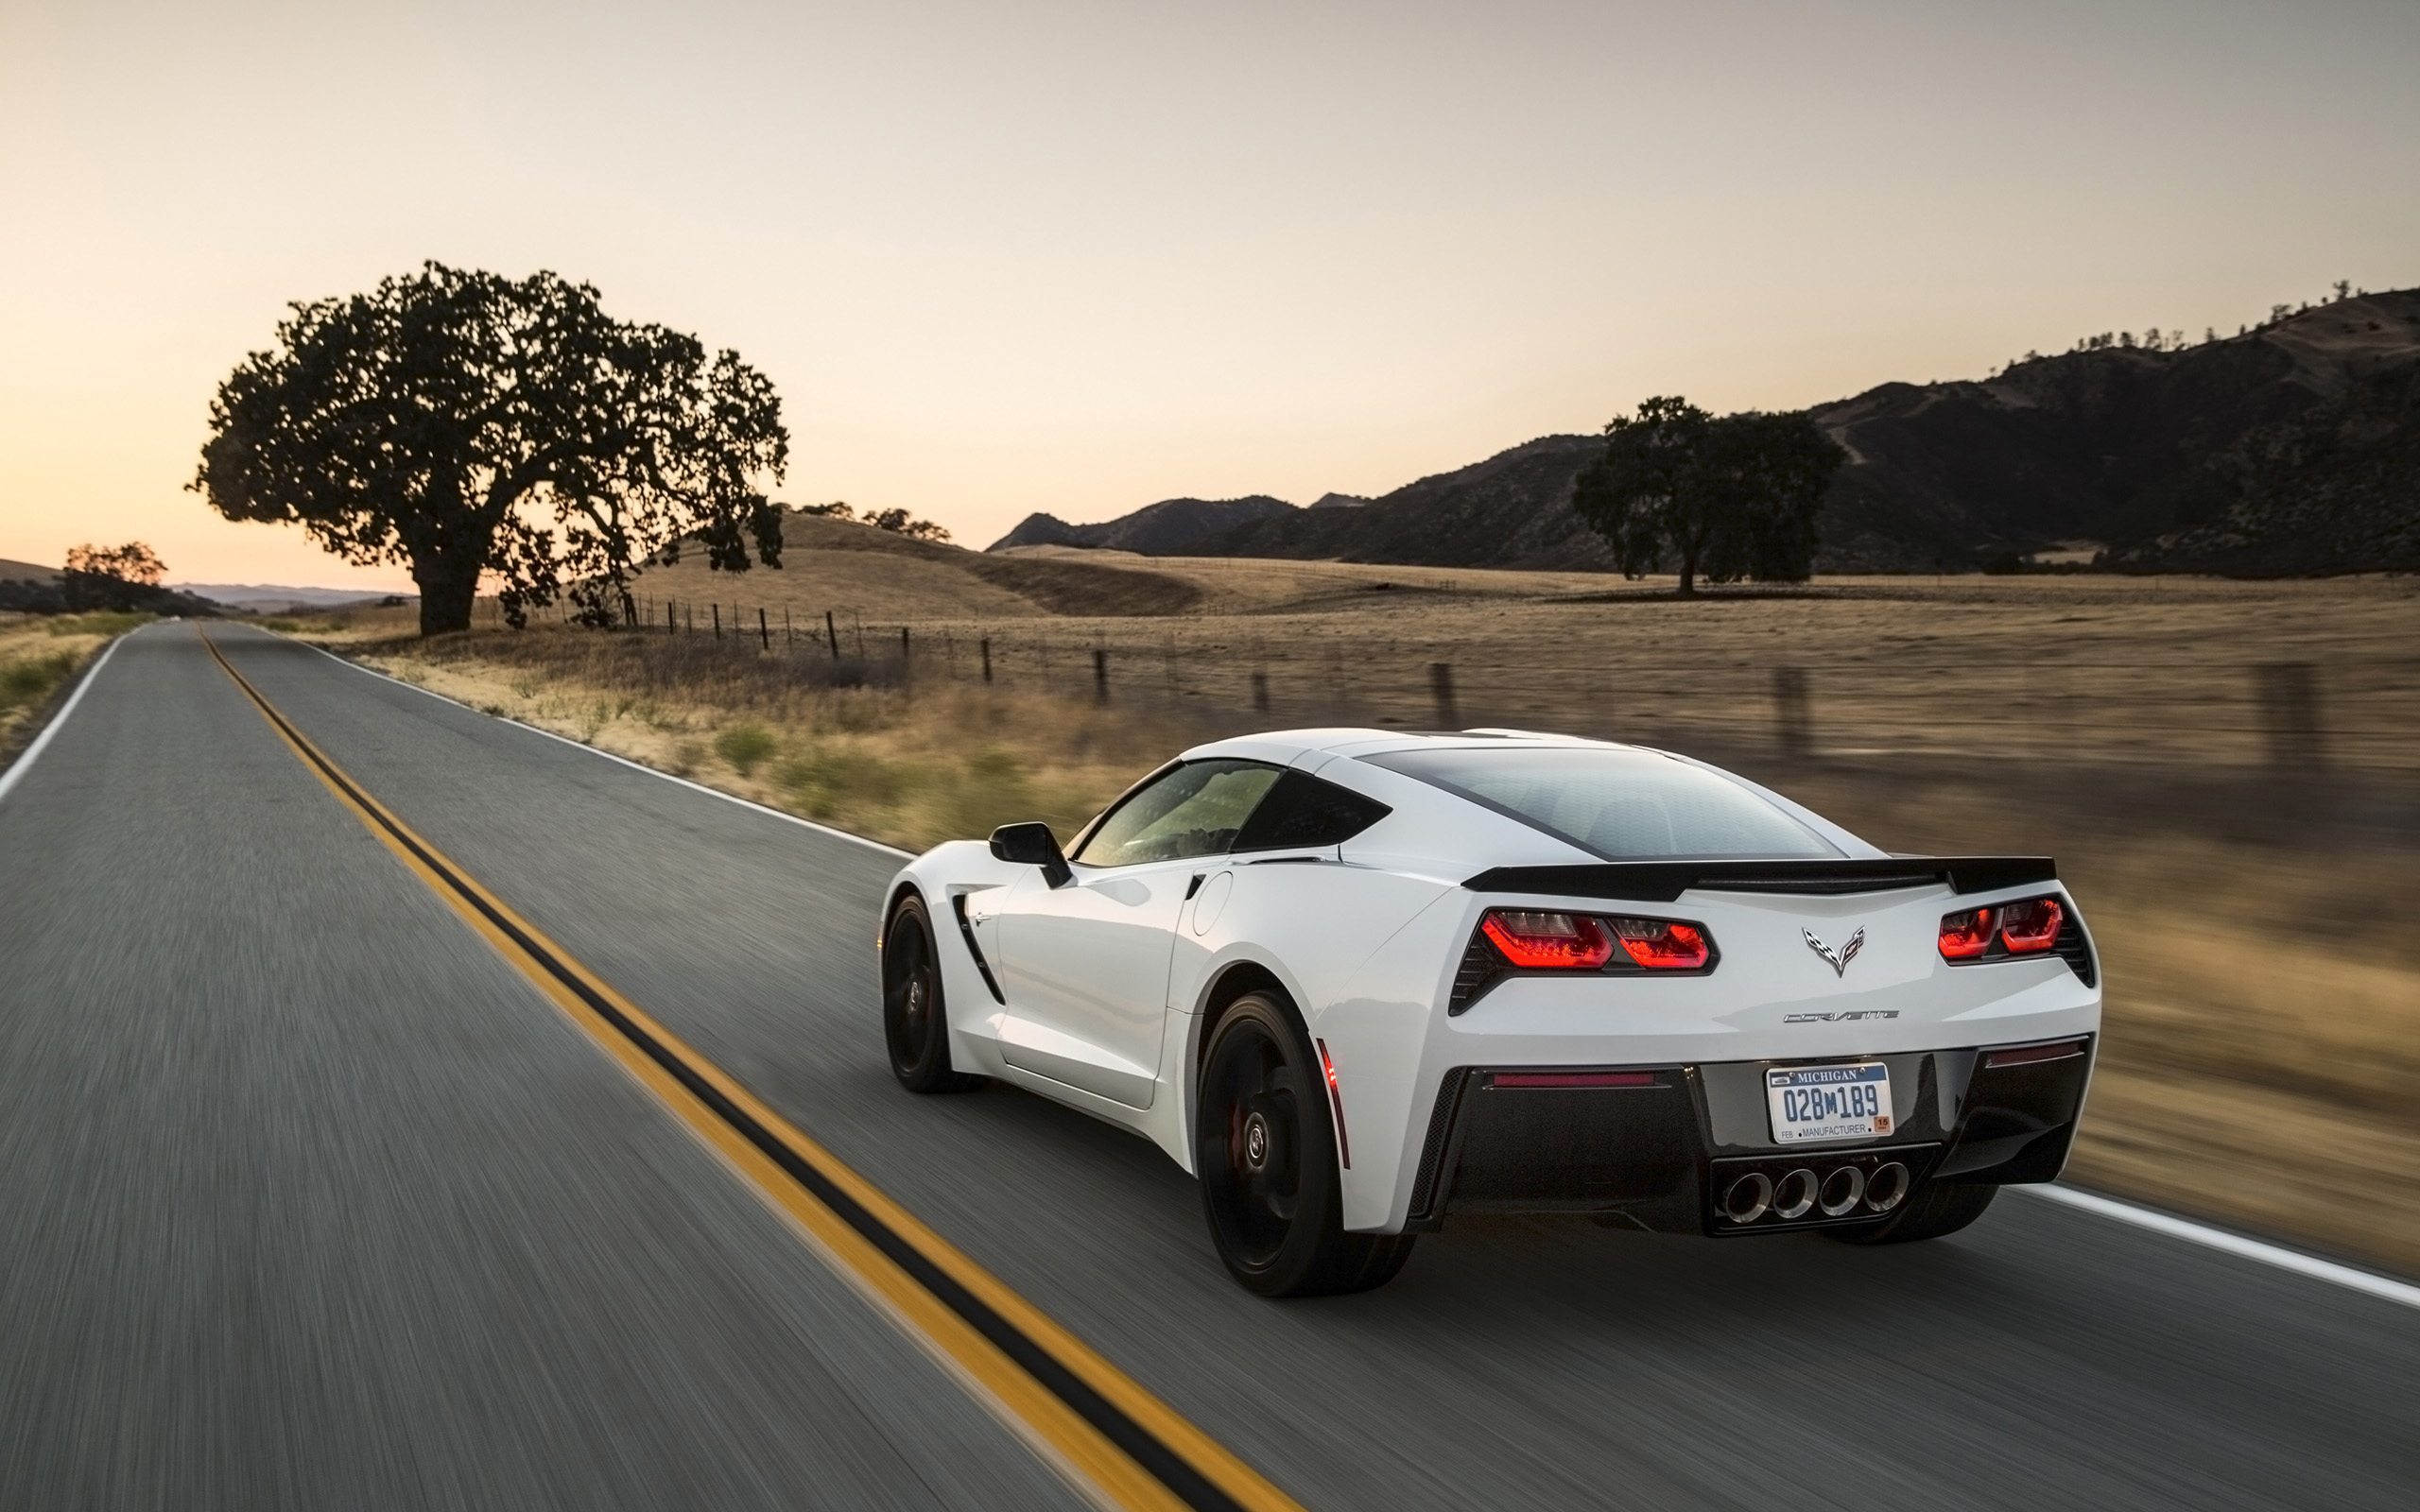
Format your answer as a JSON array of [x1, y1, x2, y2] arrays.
[[4, 621, 2414, 1510]]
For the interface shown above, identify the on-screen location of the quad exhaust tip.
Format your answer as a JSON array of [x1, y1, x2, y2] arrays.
[[1772, 1168, 1818, 1221], [1721, 1172, 1773, 1224], [1866, 1161, 1910, 1214], [1819, 1166, 1866, 1217]]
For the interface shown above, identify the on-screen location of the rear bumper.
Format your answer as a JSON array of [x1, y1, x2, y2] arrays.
[[1402, 1035, 2095, 1235]]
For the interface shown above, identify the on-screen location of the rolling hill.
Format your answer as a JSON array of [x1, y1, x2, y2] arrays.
[[632, 510, 1206, 623], [992, 290, 2420, 576], [990, 494, 1296, 555]]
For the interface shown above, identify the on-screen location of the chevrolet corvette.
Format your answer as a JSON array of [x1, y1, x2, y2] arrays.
[[878, 730, 2100, 1296]]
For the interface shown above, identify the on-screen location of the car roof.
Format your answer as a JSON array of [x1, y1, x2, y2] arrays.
[[1180, 727, 1655, 765]]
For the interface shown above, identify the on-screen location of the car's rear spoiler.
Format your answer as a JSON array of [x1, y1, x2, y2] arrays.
[[1461, 856, 2057, 902]]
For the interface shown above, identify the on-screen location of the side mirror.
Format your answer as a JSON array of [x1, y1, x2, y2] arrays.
[[989, 822, 1072, 888]]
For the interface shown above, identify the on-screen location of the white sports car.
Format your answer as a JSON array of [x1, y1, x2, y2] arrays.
[[878, 730, 2100, 1296]]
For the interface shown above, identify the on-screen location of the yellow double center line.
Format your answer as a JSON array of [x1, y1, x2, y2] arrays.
[[201, 629, 1300, 1512]]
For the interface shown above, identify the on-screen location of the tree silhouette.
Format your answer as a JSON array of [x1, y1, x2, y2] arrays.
[[61, 541, 169, 610], [193, 263, 786, 635], [864, 507, 952, 541], [65, 541, 165, 588], [1569, 397, 1844, 597]]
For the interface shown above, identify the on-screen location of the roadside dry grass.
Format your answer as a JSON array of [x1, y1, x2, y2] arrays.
[[0, 612, 145, 752], [314, 610, 1194, 851], [305, 599, 2420, 1276]]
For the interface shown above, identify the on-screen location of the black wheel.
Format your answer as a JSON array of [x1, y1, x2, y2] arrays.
[[1195, 993, 1415, 1297], [882, 895, 983, 1093], [1824, 1179, 1996, 1245]]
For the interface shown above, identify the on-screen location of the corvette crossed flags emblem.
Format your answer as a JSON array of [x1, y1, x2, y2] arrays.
[[1803, 927, 1865, 977]]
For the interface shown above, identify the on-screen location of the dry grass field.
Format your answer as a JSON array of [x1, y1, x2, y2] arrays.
[[0, 612, 140, 754], [615, 523, 2420, 775], [306, 554, 2420, 1275]]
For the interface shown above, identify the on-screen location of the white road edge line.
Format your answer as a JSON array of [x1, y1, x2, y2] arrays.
[[0, 625, 142, 807], [2020, 1184, 2420, 1311], [260, 626, 912, 858], [256, 630, 2420, 1314]]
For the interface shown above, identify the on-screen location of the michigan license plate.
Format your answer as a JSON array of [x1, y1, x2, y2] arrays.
[[1767, 1062, 1893, 1143]]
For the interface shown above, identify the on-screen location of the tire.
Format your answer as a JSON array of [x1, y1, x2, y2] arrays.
[[882, 895, 984, 1093], [1194, 993, 1415, 1297], [1824, 1179, 1996, 1245]]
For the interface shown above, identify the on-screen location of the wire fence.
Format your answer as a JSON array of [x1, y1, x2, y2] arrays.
[[515, 592, 2420, 781]]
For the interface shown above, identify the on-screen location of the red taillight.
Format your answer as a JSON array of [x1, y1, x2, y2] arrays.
[[1938, 907, 1996, 959], [1997, 898, 2064, 954], [1478, 910, 1714, 972], [1941, 896, 2067, 962], [1480, 910, 1614, 970], [1610, 918, 1711, 971]]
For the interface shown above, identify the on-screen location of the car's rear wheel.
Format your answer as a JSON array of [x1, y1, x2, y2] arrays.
[[882, 895, 983, 1093], [1195, 993, 1414, 1297], [1824, 1179, 1996, 1245]]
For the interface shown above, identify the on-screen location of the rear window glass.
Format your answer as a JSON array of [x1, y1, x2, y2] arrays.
[[1359, 747, 1839, 860]]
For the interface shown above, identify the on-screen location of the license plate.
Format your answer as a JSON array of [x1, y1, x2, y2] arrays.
[[1766, 1062, 1893, 1144]]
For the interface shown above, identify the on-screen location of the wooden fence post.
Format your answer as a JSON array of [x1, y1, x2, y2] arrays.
[[1252, 670, 1270, 713], [980, 637, 993, 683], [758, 608, 770, 649], [1094, 648, 1110, 703], [1773, 666, 1812, 760], [1429, 662, 1459, 728], [825, 610, 840, 659], [2254, 662, 2325, 773], [712, 604, 721, 640]]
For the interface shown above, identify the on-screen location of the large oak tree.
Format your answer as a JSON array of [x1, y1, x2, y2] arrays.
[[193, 262, 786, 635], [1570, 396, 1845, 595]]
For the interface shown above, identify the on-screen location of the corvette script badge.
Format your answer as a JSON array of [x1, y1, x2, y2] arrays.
[[1803, 926, 1865, 977]]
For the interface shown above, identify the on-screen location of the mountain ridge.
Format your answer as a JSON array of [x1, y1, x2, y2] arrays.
[[992, 290, 2420, 575]]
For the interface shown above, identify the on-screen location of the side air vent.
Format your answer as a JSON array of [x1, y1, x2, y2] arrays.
[[1448, 932, 1507, 1015], [950, 894, 1007, 1005], [2054, 908, 2097, 988], [1409, 1071, 1471, 1221]]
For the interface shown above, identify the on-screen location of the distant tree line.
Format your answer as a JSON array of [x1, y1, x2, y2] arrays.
[[1992, 279, 2374, 375], [798, 500, 952, 542], [0, 541, 217, 615]]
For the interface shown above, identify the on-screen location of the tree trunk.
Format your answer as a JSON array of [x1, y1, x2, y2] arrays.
[[1676, 546, 1699, 598], [414, 557, 480, 635]]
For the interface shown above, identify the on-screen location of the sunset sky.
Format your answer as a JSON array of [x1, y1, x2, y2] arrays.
[[4, 0, 2415, 592]]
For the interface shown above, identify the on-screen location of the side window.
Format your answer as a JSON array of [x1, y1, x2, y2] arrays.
[[1232, 770, 1392, 851], [1072, 760, 1284, 867]]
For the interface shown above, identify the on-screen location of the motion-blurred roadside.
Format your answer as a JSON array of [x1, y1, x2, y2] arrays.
[[270, 570, 2419, 1277]]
